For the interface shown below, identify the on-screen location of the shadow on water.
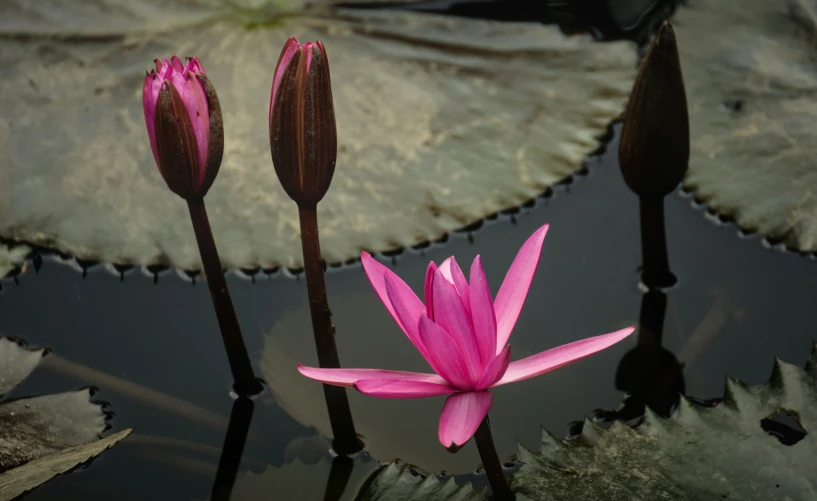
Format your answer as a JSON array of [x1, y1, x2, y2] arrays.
[[1, 1, 816, 499]]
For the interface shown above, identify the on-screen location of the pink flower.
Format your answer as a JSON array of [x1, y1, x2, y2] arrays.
[[268, 37, 336, 206], [142, 56, 223, 200], [298, 224, 635, 448]]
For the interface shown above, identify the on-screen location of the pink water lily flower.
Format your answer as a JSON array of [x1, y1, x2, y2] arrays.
[[142, 56, 223, 200], [298, 224, 634, 448]]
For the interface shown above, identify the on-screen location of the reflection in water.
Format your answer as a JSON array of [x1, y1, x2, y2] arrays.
[[610, 289, 684, 422], [323, 456, 355, 501], [210, 397, 254, 501]]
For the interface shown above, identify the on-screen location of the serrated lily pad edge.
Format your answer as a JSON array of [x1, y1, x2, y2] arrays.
[[0, 163, 594, 283]]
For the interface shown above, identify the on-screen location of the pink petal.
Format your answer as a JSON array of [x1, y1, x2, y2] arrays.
[[298, 364, 446, 387], [142, 71, 162, 167], [438, 391, 493, 448], [424, 262, 437, 320], [439, 257, 471, 316], [417, 315, 473, 390], [468, 256, 497, 366], [361, 252, 430, 360], [164, 58, 210, 175], [355, 379, 457, 398], [269, 37, 300, 122], [476, 344, 511, 390], [186, 57, 205, 75], [494, 224, 550, 353], [491, 326, 635, 387], [170, 55, 184, 72], [433, 268, 482, 380]]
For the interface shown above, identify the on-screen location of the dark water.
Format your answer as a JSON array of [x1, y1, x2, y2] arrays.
[[2, 122, 816, 499], [3, 0, 816, 498]]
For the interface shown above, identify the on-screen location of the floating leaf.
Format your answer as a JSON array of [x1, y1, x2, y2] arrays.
[[0, 429, 132, 501], [358, 462, 484, 501], [0, 337, 44, 396], [0, 0, 636, 270], [0, 336, 130, 498], [0, 246, 29, 281], [678, 0, 817, 251], [359, 344, 817, 500]]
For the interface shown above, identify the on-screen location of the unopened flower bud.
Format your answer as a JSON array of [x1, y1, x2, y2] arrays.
[[269, 38, 337, 207], [143, 56, 224, 200], [619, 21, 689, 198]]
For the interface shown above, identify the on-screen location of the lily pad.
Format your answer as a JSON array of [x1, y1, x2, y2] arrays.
[[0, 336, 131, 498], [0, 246, 29, 281], [677, 0, 817, 251], [358, 461, 484, 501], [0, 429, 132, 501], [0, 0, 636, 270], [358, 343, 817, 500]]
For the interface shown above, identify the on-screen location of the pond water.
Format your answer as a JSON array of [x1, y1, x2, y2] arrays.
[[2, 0, 816, 498], [2, 121, 816, 499]]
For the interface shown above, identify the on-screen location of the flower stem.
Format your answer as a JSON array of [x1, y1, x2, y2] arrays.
[[473, 415, 514, 500], [187, 199, 262, 397], [210, 396, 254, 501], [298, 204, 362, 455], [639, 197, 676, 289]]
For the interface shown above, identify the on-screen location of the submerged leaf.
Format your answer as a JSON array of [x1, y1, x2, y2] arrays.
[[677, 0, 817, 251], [0, 0, 636, 270], [0, 428, 132, 501]]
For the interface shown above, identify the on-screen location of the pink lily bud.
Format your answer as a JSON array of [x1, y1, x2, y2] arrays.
[[268, 38, 337, 207], [142, 56, 224, 200]]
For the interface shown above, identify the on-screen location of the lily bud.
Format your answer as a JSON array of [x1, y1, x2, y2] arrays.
[[143, 56, 224, 201], [269, 38, 337, 207], [619, 21, 689, 198]]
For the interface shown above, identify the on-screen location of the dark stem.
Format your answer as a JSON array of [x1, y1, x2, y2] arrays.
[[298, 205, 362, 455], [210, 397, 255, 501], [473, 415, 514, 500], [187, 199, 262, 397], [638, 197, 676, 289], [322, 455, 355, 501]]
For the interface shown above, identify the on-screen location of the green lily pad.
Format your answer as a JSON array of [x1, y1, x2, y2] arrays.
[[0, 246, 29, 281], [0, 0, 636, 270], [678, 0, 817, 251], [0, 337, 132, 498], [358, 343, 817, 500]]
